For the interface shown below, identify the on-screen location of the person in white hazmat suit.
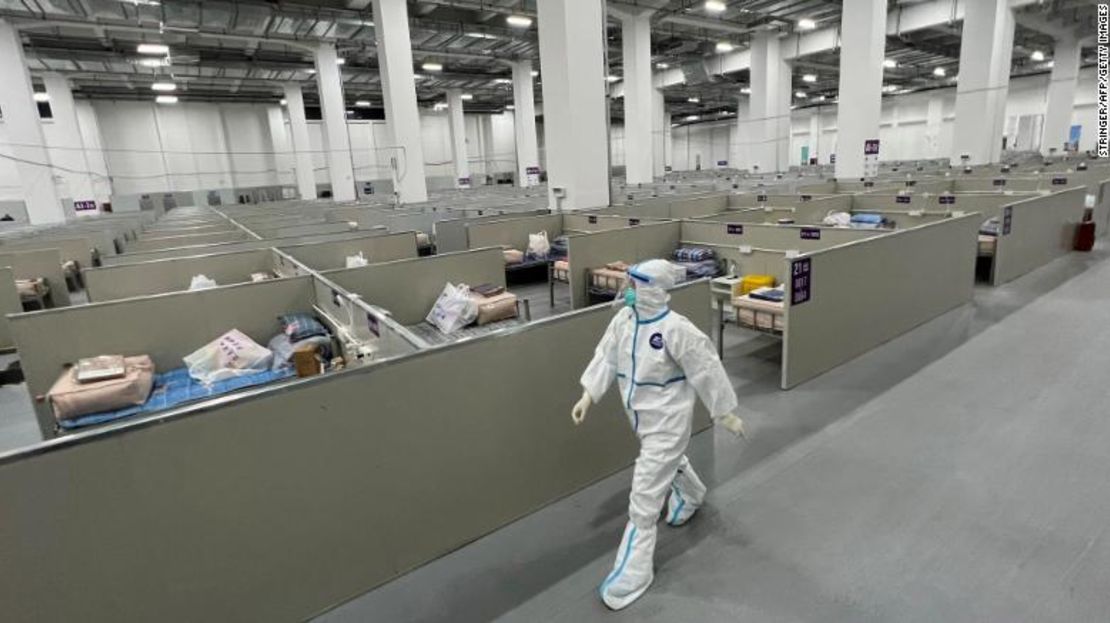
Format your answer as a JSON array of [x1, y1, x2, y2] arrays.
[[571, 259, 746, 611]]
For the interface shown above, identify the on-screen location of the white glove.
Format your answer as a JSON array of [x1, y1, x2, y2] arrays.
[[571, 390, 592, 425], [719, 413, 746, 439]]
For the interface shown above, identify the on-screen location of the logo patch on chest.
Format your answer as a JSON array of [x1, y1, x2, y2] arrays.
[[649, 332, 664, 350]]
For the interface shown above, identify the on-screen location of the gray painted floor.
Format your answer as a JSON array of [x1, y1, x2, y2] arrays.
[[317, 243, 1110, 622]]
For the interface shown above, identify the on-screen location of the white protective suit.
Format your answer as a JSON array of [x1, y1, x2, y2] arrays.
[[579, 259, 740, 610]]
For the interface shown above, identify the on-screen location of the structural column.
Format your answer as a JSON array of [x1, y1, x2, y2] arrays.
[[951, 0, 1015, 165], [808, 110, 821, 164], [372, 0, 429, 203], [925, 95, 944, 158], [834, 0, 887, 179], [0, 20, 65, 224], [621, 11, 654, 185], [1040, 36, 1082, 155], [747, 32, 791, 174], [282, 84, 318, 200], [314, 42, 356, 201], [537, 0, 610, 210], [446, 89, 471, 188], [266, 104, 296, 188], [651, 88, 667, 177], [41, 73, 96, 208], [511, 60, 540, 187]]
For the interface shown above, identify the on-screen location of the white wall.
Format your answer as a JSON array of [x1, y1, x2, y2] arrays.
[[662, 67, 1097, 172]]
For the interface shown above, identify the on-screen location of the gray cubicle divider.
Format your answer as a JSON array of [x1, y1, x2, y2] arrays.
[[562, 213, 662, 233], [783, 214, 980, 388], [0, 267, 21, 350], [565, 221, 682, 309], [848, 192, 1035, 215], [100, 229, 389, 266], [433, 209, 550, 253], [0, 248, 71, 307], [679, 220, 881, 283], [9, 276, 321, 438], [665, 194, 729, 218], [278, 231, 419, 271], [726, 193, 834, 209], [324, 247, 506, 325], [83, 249, 278, 302], [0, 236, 98, 268], [992, 187, 1088, 286], [465, 214, 563, 250], [0, 281, 711, 622], [144, 223, 239, 237], [125, 230, 250, 254]]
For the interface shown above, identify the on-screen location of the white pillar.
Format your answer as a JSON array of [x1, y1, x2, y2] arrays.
[[621, 11, 654, 185], [74, 102, 113, 204], [537, 0, 610, 210], [446, 89, 471, 188], [266, 105, 295, 187], [41, 73, 96, 207], [808, 111, 821, 163], [734, 97, 751, 171], [663, 108, 672, 172], [1041, 36, 1081, 155], [834, 0, 887, 179], [951, 0, 1014, 165], [282, 84, 318, 200], [372, 0, 428, 203], [748, 32, 792, 174], [0, 20, 65, 224], [511, 60, 540, 187], [651, 88, 667, 178], [925, 96, 944, 158], [314, 42, 356, 201]]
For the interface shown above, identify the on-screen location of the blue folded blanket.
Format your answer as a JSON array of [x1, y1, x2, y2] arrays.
[[58, 366, 294, 430], [673, 246, 715, 262], [850, 213, 884, 224], [678, 259, 722, 279], [749, 288, 785, 303]]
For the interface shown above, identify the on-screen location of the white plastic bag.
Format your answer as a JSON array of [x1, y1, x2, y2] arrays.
[[189, 274, 218, 290], [345, 252, 369, 268], [183, 329, 273, 384], [426, 283, 478, 334], [527, 231, 551, 258], [822, 211, 851, 228]]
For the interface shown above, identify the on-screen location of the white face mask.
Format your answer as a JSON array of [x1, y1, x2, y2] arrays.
[[633, 285, 669, 316]]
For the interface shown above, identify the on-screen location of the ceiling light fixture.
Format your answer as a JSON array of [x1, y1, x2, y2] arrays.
[[687, 96, 700, 103], [433, 102, 448, 111], [336, 58, 346, 65], [355, 100, 371, 107], [136, 43, 169, 55], [607, 75, 621, 82], [1030, 50, 1045, 62], [740, 87, 751, 94], [506, 15, 533, 28], [656, 62, 670, 69], [151, 82, 176, 91], [705, 0, 726, 13], [685, 115, 700, 121], [797, 18, 816, 30], [802, 73, 817, 83], [306, 68, 316, 74], [137, 58, 167, 68], [883, 58, 898, 68], [32, 92, 50, 102], [882, 84, 898, 93], [715, 41, 735, 53], [506, 104, 515, 110], [422, 62, 443, 72], [155, 95, 178, 104], [794, 91, 807, 98], [466, 32, 500, 40], [494, 78, 512, 84], [461, 93, 474, 100], [531, 70, 539, 77], [932, 67, 946, 77], [280, 98, 287, 106]]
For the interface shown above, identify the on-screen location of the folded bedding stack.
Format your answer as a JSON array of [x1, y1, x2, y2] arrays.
[[590, 263, 628, 292], [549, 236, 569, 259], [47, 355, 155, 423], [469, 285, 518, 326], [16, 277, 48, 300], [503, 248, 524, 265], [673, 246, 715, 262], [552, 259, 570, 281], [673, 246, 722, 280], [415, 232, 431, 247]]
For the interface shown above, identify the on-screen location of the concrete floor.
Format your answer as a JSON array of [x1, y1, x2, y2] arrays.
[[316, 243, 1110, 622]]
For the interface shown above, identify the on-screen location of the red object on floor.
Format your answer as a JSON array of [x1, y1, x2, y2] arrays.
[[1075, 221, 1095, 251]]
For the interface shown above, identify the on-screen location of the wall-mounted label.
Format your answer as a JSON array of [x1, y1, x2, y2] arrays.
[[717, 160, 728, 166], [791, 258, 812, 306], [367, 313, 380, 338], [800, 228, 821, 240], [664, 166, 673, 172], [863, 181, 875, 188], [939, 195, 956, 205], [1052, 176, 1068, 185], [993, 178, 1007, 186], [800, 194, 812, 202], [628, 218, 641, 226], [362, 182, 375, 195], [864, 139, 880, 155], [588, 215, 598, 224], [1002, 206, 1013, 235], [756, 194, 768, 203], [73, 200, 97, 212], [525, 166, 541, 175], [896, 195, 911, 204], [727, 224, 744, 235], [905, 180, 917, 187]]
